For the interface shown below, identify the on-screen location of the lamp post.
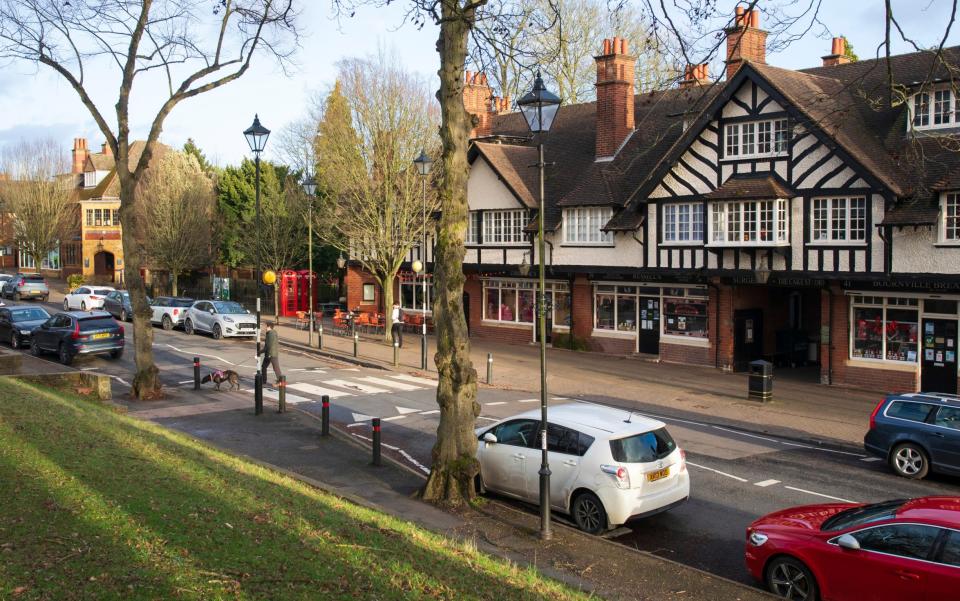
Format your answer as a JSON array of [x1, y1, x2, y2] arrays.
[[302, 174, 318, 347], [413, 150, 433, 371], [244, 114, 270, 401], [517, 70, 561, 541]]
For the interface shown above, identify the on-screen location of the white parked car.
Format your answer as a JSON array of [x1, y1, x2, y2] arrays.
[[63, 285, 116, 311], [183, 300, 257, 339], [149, 296, 194, 330], [475, 402, 689, 534]]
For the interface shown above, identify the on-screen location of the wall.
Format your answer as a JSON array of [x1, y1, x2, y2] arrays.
[[891, 221, 960, 274], [467, 158, 527, 211], [345, 265, 381, 313]]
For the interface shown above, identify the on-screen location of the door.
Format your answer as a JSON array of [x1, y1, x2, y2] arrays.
[[921, 318, 958, 394], [733, 309, 764, 371], [150, 298, 166, 323], [539, 423, 586, 511], [928, 530, 960, 600], [193, 302, 212, 331], [638, 297, 660, 354], [930, 405, 960, 472], [478, 419, 537, 498]]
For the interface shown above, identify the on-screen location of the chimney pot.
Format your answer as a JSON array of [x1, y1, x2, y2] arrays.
[[620, 38, 628, 54], [603, 38, 612, 54], [726, 7, 767, 79], [750, 10, 760, 28], [822, 37, 852, 67]]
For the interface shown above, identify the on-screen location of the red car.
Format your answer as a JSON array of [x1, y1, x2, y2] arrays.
[[745, 497, 960, 600]]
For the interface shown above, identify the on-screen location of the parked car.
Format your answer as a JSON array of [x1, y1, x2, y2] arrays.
[[149, 296, 194, 330], [745, 496, 960, 601], [3, 273, 49, 302], [474, 402, 689, 534], [0, 305, 51, 349], [184, 300, 256, 339], [63, 285, 116, 311], [29, 310, 124, 365], [864, 392, 960, 479], [0, 274, 14, 296], [103, 290, 133, 321]]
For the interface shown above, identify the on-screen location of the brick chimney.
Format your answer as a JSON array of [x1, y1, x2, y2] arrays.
[[100, 141, 113, 157], [725, 7, 767, 80], [679, 63, 710, 88], [463, 71, 495, 138], [595, 36, 635, 158], [821, 37, 852, 67], [71, 138, 88, 174]]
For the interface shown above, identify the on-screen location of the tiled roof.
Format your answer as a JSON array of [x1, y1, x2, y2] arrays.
[[703, 174, 793, 201], [78, 141, 153, 200], [473, 142, 538, 208], [880, 199, 939, 226]]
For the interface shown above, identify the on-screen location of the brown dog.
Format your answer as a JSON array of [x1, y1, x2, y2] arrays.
[[200, 369, 240, 391]]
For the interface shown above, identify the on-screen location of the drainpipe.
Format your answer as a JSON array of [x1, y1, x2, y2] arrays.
[[827, 286, 834, 385], [708, 280, 720, 369]]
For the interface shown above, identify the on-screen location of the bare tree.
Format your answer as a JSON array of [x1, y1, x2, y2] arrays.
[[312, 53, 440, 341], [0, 1, 299, 399], [138, 148, 217, 297], [0, 139, 74, 274]]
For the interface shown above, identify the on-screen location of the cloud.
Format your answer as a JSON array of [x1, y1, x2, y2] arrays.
[[0, 122, 100, 152]]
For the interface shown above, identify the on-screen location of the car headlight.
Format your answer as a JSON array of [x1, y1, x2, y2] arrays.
[[748, 531, 769, 546], [19, 329, 30, 335], [222, 317, 235, 323]]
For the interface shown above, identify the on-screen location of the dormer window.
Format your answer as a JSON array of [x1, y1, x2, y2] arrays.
[[723, 118, 789, 159], [910, 88, 960, 130], [84, 171, 97, 188]]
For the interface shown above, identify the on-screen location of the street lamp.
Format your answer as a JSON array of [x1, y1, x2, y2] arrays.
[[517, 70, 561, 541], [413, 149, 433, 371], [244, 114, 270, 407], [301, 174, 317, 347]]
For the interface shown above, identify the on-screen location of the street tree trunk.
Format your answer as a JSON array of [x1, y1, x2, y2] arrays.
[[171, 272, 179, 297], [379, 272, 396, 344], [420, 2, 483, 506]]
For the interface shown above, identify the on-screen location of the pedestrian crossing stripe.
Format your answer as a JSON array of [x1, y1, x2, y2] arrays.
[[249, 388, 313, 405], [357, 376, 420, 391], [323, 379, 390, 395], [288, 382, 354, 399], [389, 374, 437, 387], [395, 406, 420, 415]]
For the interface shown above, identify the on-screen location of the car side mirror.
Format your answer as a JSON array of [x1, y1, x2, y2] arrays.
[[482, 432, 497, 444], [836, 534, 860, 551], [208, 309, 215, 314], [41, 323, 49, 330]]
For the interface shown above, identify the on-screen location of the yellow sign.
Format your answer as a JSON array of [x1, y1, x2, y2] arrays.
[[262, 270, 277, 285]]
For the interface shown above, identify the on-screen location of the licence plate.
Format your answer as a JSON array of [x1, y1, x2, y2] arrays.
[[92, 332, 111, 340], [646, 467, 669, 482]]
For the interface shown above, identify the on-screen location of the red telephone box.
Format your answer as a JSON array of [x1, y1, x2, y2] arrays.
[[297, 270, 317, 312], [279, 270, 299, 317]]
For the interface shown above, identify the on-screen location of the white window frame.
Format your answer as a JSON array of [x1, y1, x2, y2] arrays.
[[465, 211, 481, 245], [662, 202, 704, 245], [810, 197, 867, 244], [562, 207, 614, 245], [723, 118, 789, 160], [707, 199, 790, 246], [849, 295, 920, 364], [83, 172, 97, 188], [480, 209, 526, 245], [399, 278, 433, 313], [941, 193, 960, 244], [909, 88, 960, 131]]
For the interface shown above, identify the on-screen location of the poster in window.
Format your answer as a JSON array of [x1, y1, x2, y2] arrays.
[[926, 349, 935, 361], [947, 351, 956, 363]]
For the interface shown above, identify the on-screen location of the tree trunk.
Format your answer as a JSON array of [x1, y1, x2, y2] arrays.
[[420, 4, 482, 506], [118, 175, 161, 399], [379, 272, 397, 344], [171, 272, 178, 297]]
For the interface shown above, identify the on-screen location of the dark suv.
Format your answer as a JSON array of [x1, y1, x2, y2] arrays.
[[30, 311, 125, 365], [864, 392, 960, 479]]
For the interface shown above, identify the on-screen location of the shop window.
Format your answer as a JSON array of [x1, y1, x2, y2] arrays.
[[399, 278, 432, 312], [482, 279, 543, 325], [362, 283, 375, 303], [663, 297, 708, 338], [851, 297, 919, 363], [551, 289, 571, 327]]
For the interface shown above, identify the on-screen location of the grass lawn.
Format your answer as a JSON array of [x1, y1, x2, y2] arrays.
[[0, 378, 592, 601]]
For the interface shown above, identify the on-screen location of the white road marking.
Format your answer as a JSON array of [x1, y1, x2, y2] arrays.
[[80, 367, 98, 371], [484, 401, 507, 406], [357, 376, 421, 391], [517, 399, 539, 403], [399, 450, 430, 474], [324, 379, 389, 395], [288, 382, 353, 399], [347, 423, 365, 428], [709, 425, 867, 457], [382, 415, 406, 422], [685, 461, 749, 482], [860, 457, 882, 462], [163, 344, 237, 366], [395, 406, 420, 415], [111, 376, 130, 387], [389, 374, 437, 387], [178, 379, 195, 384], [255, 388, 312, 405], [419, 410, 440, 416], [754, 479, 781, 487], [351, 412, 375, 422], [784, 486, 857, 504]]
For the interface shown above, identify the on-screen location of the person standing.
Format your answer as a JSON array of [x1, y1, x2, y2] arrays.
[[391, 302, 403, 348], [261, 321, 282, 385]]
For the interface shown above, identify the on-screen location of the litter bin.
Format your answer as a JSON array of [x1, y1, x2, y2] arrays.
[[748, 359, 773, 402]]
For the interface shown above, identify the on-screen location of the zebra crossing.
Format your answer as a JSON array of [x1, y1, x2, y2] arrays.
[[248, 372, 439, 405]]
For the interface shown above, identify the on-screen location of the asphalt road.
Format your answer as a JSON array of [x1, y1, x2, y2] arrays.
[[12, 296, 960, 588]]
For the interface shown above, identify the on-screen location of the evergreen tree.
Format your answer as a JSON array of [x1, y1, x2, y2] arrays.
[[183, 138, 214, 173]]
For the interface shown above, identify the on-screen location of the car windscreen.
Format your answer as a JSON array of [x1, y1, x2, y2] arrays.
[[213, 302, 247, 314], [821, 499, 907, 532], [171, 298, 194, 307], [78, 317, 117, 331], [609, 428, 676, 463], [11, 308, 49, 322]]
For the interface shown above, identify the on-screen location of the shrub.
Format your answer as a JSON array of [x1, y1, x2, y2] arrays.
[[66, 273, 85, 290], [552, 332, 588, 351]]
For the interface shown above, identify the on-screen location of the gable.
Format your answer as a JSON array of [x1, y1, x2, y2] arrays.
[[467, 156, 528, 211]]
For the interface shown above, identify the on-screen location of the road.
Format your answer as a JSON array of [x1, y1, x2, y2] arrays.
[[14, 295, 960, 587]]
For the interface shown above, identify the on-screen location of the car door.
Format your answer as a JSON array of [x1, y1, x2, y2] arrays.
[[72, 287, 89, 309], [150, 298, 166, 324], [0, 308, 11, 341], [824, 523, 941, 601], [37, 315, 64, 350], [535, 423, 589, 511], [478, 419, 538, 498], [927, 529, 960, 600], [103, 292, 118, 315], [929, 406, 960, 472]]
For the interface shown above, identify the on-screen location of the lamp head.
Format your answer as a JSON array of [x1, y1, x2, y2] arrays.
[[413, 149, 433, 176], [243, 114, 270, 154], [517, 71, 562, 134]]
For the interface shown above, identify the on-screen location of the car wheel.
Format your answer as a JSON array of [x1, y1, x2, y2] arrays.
[[30, 338, 40, 356], [58, 344, 73, 366], [10, 331, 19, 349], [766, 556, 819, 601], [890, 442, 929, 479], [184, 319, 194, 335], [162, 315, 173, 331], [120, 309, 128, 322], [571, 491, 607, 535], [212, 324, 223, 340], [12, 292, 19, 302], [80, 301, 87, 311], [63, 299, 70, 310], [109, 348, 123, 360], [41, 295, 48, 302]]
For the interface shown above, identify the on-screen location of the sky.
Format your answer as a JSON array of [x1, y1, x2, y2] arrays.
[[0, 0, 958, 167]]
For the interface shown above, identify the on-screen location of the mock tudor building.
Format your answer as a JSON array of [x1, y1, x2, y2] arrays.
[[348, 8, 960, 394]]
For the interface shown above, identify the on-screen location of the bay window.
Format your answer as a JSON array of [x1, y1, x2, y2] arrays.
[[942, 193, 960, 243], [709, 199, 789, 245], [563, 207, 614, 244], [851, 296, 918, 363], [663, 202, 703, 243], [724, 118, 789, 158], [811, 197, 866, 242]]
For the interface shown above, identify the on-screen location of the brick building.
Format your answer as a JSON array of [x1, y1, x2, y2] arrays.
[[347, 8, 960, 394]]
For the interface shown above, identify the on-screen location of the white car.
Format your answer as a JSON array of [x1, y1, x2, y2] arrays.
[[183, 300, 257, 339], [149, 296, 194, 330], [475, 402, 689, 534], [63, 285, 116, 311]]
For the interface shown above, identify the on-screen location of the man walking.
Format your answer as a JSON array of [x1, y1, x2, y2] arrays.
[[261, 321, 282, 385], [391, 302, 403, 348]]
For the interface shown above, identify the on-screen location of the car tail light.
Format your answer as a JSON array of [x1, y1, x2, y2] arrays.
[[679, 448, 687, 473], [70, 321, 80, 340], [118, 325, 124, 337], [869, 398, 886, 430], [90, 295, 101, 300], [173, 309, 179, 316], [601, 464, 631, 489]]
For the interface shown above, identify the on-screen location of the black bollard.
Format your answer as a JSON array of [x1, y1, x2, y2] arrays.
[[371, 417, 381, 466], [193, 357, 200, 390], [277, 375, 286, 413], [486, 353, 493, 385], [353, 333, 359, 358], [321, 394, 330, 437], [318, 323, 323, 350], [254, 373, 263, 415]]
